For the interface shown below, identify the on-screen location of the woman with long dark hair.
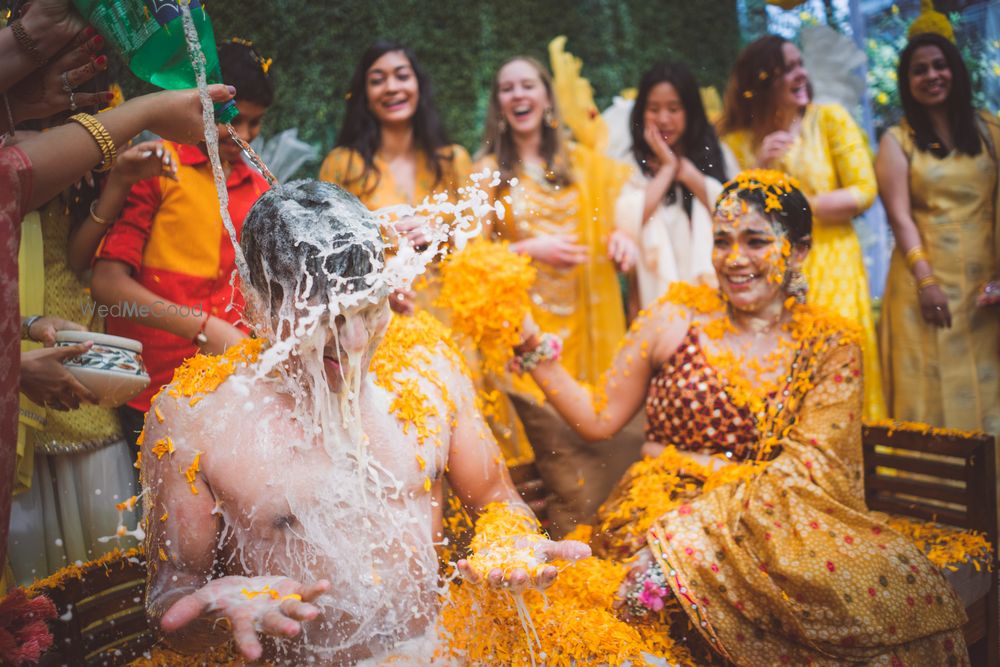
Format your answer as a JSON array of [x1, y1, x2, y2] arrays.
[[876, 32, 999, 433], [720, 35, 886, 421], [615, 61, 738, 307], [474, 56, 639, 536], [319, 41, 470, 316]]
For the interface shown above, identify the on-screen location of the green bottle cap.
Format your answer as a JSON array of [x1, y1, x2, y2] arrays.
[[215, 99, 239, 124]]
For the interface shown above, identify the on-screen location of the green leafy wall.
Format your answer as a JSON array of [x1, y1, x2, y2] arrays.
[[204, 0, 740, 163]]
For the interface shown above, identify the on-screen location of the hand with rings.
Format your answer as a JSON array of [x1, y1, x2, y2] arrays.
[[7, 28, 110, 125]]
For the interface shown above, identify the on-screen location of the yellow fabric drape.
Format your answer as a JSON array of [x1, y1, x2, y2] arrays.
[[723, 103, 887, 421], [479, 145, 631, 394], [649, 340, 967, 665], [879, 113, 1000, 434]]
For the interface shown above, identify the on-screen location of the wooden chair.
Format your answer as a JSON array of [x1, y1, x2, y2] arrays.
[[862, 423, 998, 667], [34, 550, 152, 667]]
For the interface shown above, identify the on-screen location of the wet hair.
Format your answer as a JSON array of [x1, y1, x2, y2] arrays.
[[717, 171, 812, 247], [898, 33, 981, 158], [477, 56, 574, 187], [631, 61, 728, 215], [335, 40, 454, 194], [720, 35, 812, 145], [219, 39, 275, 108], [241, 180, 384, 312]]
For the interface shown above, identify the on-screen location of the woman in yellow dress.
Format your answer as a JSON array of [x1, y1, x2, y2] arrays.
[[475, 56, 641, 535], [318, 41, 471, 316], [876, 33, 1000, 434], [720, 35, 886, 420], [319, 42, 536, 466], [510, 170, 970, 665]]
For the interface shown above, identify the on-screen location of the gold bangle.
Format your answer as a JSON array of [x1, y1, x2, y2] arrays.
[[917, 274, 939, 290], [89, 200, 110, 226], [69, 113, 118, 173], [904, 246, 928, 270]]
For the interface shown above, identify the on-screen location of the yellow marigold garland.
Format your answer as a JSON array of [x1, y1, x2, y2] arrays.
[[436, 240, 536, 376]]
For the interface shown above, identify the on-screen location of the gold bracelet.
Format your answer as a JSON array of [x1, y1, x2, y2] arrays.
[[917, 274, 939, 290], [10, 19, 48, 65], [89, 200, 110, 225], [69, 113, 118, 172], [904, 246, 929, 270]]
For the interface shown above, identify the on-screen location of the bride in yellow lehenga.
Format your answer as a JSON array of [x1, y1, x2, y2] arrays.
[[503, 171, 970, 665]]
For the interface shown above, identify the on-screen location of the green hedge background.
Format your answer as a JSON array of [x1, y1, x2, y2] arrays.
[[201, 1, 740, 165]]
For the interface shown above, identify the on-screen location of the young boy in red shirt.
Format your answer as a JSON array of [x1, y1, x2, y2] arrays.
[[92, 41, 274, 445]]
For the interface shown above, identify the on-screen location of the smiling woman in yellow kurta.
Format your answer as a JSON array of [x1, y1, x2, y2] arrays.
[[876, 34, 1000, 435], [721, 35, 886, 421], [318, 41, 535, 466]]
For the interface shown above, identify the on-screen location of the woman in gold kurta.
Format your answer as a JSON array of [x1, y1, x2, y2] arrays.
[[475, 56, 641, 535], [318, 42, 537, 466], [720, 35, 886, 421], [318, 41, 472, 315], [515, 171, 969, 665], [876, 33, 1000, 435]]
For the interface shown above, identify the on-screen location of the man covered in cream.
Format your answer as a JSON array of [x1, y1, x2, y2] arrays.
[[139, 180, 588, 664]]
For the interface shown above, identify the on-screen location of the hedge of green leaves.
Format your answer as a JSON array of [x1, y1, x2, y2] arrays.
[[205, 0, 739, 163]]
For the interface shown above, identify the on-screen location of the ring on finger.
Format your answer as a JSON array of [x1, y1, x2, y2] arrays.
[[61, 71, 73, 93], [69, 91, 77, 112]]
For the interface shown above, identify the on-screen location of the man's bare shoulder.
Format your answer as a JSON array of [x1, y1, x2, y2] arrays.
[[371, 312, 471, 382], [145, 339, 267, 448]]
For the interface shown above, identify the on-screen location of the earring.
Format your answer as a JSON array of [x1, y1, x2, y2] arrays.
[[497, 117, 508, 134], [786, 269, 808, 304], [543, 107, 559, 129]]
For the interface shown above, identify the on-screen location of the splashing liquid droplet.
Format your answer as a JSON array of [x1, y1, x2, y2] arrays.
[[178, 0, 250, 284], [227, 123, 278, 186]]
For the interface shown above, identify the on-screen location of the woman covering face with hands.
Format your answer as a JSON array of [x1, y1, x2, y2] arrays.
[[614, 61, 738, 308]]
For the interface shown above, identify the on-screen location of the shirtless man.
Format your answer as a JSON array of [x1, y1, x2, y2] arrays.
[[141, 180, 588, 664]]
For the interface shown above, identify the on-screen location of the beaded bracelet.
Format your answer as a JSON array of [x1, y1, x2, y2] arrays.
[[904, 246, 929, 271], [69, 113, 117, 172], [509, 333, 563, 375]]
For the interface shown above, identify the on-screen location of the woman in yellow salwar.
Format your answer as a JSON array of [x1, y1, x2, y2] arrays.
[[510, 171, 968, 665], [720, 35, 886, 421], [318, 43, 533, 465], [318, 41, 471, 317], [876, 33, 1000, 435], [474, 56, 642, 536]]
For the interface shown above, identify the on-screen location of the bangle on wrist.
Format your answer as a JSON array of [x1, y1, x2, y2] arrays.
[[917, 274, 939, 291], [193, 315, 210, 346], [21, 315, 42, 341], [9, 19, 48, 65], [89, 201, 111, 226], [69, 113, 118, 172], [905, 246, 929, 271]]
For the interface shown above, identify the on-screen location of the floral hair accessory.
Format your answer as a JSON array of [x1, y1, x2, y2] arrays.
[[228, 37, 273, 76]]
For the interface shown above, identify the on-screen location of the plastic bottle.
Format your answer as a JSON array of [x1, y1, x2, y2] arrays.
[[72, 0, 237, 122]]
